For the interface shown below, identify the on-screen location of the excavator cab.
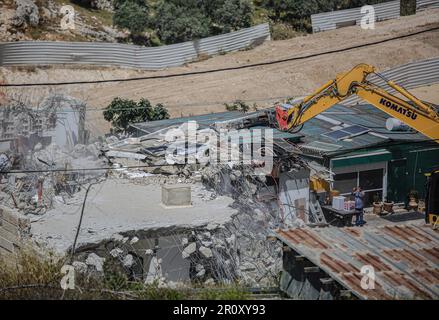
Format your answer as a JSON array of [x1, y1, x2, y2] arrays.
[[425, 167, 439, 227]]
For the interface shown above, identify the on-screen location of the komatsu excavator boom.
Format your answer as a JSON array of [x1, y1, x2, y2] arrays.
[[275, 64, 439, 225], [275, 64, 439, 142]]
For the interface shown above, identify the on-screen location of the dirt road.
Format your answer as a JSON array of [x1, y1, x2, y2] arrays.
[[2, 9, 439, 136]]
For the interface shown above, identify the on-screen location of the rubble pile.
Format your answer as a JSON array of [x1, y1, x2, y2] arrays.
[[2, 103, 313, 289], [0, 141, 107, 215], [89, 116, 310, 287]]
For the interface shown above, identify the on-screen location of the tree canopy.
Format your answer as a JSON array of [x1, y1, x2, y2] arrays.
[[103, 98, 170, 132], [113, 0, 151, 36], [112, 0, 398, 44], [113, 0, 254, 45]]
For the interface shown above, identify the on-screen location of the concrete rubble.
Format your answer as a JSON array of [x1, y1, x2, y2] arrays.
[[79, 114, 310, 287], [1, 103, 315, 289]]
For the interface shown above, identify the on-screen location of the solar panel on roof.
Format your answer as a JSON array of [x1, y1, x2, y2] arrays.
[[342, 125, 370, 135], [322, 125, 370, 141], [323, 130, 351, 140]]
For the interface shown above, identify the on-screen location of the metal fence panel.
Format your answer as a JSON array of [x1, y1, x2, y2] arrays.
[[0, 23, 270, 70], [416, 0, 439, 10], [311, 1, 400, 33], [343, 57, 439, 105]]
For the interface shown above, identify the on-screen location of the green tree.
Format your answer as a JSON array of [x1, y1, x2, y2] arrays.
[[103, 98, 170, 132], [149, 103, 170, 121], [113, 0, 149, 10], [224, 100, 250, 112], [212, 0, 253, 33], [113, 0, 151, 35], [155, 1, 211, 44], [153, 0, 254, 44]]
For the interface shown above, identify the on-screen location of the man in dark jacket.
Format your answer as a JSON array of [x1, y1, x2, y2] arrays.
[[352, 187, 366, 226]]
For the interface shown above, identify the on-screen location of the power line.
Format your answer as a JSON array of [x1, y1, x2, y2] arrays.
[[2, 26, 438, 87]]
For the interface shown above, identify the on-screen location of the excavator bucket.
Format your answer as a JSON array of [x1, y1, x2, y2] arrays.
[[275, 104, 294, 131]]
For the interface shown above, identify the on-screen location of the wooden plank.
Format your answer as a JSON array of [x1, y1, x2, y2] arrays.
[[0, 226, 20, 245], [304, 266, 320, 273], [0, 207, 20, 226], [0, 235, 15, 253], [0, 219, 19, 237]]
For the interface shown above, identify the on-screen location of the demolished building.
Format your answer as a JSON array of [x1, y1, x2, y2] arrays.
[[1, 99, 438, 298], [104, 104, 438, 297], [1, 108, 315, 288], [0, 94, 88, 153]]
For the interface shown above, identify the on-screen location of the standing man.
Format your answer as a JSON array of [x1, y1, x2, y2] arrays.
[[352, 187, 366, 226]]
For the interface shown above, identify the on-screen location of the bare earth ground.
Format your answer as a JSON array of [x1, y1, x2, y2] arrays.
[[1, 9, 439, 136], [409, 83, 439, 104]]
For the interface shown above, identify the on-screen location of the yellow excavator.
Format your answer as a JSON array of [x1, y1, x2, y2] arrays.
[[274, 64, 439, 225]]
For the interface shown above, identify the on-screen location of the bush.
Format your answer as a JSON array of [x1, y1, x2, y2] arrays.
[[401, 0, 416, 16], [212, 0, 254, 33], [113, 0, 254, 45], [155, 2, 211, 44], [224, 100, 250, 112], [270, 22, 302, 40], [0, 248, 249, 300], [113, 0, 151, 35], [103, 98, 170, 132]]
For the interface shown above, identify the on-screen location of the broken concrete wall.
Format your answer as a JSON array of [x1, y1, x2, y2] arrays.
[[72, 230, 191, 283], [279, 169, 311, 225], [0, 94, 88, 154], [0, 205, 30, 255], [53, 101, 87, 149], [0, 140, 107, 215], [72, 226, 239, 286]]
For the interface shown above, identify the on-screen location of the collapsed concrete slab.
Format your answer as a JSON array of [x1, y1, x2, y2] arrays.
[[30, 179, 237, 253]]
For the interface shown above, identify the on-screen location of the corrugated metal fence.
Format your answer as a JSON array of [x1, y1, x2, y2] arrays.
[[416, 0, 439, 10], [344, 57, 439, 105], [0, 23, 270, 70], [311, 1, 401, 33]]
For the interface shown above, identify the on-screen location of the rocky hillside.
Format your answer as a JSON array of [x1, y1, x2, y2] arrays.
[[0, 0, 125, 42]]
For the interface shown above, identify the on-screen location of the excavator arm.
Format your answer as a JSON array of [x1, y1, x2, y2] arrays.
[[275, 64, 439, 142]]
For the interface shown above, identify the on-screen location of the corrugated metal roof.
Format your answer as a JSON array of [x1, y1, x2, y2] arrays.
[[131, 102, 431, 157], [298, 103, 429, 157], [275, 223, 439, 300], [130, 111, 302, 141], [130, 111, 245, 134]]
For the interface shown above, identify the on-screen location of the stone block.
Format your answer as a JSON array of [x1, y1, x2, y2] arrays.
[[161, 185, 191, 207]]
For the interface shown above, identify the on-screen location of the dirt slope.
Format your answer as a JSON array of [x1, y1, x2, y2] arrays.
[[2, 9, 439, 136]]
